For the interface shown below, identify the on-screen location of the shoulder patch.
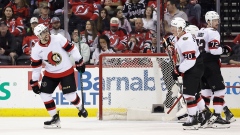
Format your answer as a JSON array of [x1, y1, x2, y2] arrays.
[[183, 37, 188, 40]]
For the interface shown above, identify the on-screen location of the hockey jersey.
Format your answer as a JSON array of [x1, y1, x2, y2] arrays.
[[22, 33, 39, 55], [69, 0, 99, 21], [175, 32, 200, 73], [5, 17, 25, 36], [129, 28, 152, 51], [196, 28, 222, 61], [30, 34, 82, 81]]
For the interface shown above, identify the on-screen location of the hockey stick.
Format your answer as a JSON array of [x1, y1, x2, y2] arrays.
[[167, 95, 182, 114]]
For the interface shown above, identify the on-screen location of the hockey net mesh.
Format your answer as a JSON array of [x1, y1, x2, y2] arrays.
[[99, 54, 179, 120]]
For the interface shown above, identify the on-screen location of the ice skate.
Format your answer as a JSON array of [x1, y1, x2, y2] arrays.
[[183, 115, 199, 130], [200, 106, 212, 128], [78, 107, 88, 118], [44, 111, 61, 129], [223, 106, 236, 123], [212, 114, 231, 129]]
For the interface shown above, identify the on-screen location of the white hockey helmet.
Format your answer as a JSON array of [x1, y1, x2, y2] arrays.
[[171, 17, 187, 30], [34, 24, 47, 37], [205, 11, 219, 22], [185, 25, 199, 37]]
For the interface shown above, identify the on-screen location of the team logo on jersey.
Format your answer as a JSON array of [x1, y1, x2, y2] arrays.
[[75, 5, 89, 15], [46, 51, 62, 66], [183, 37, 188, 40]]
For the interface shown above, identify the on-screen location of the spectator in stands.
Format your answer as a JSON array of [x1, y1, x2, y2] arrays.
[[59, 4, 82, 35], [164, 0, 188, 34], [50, 16, 71, 41], [16, 17, 39, 65], [102, 17, 128, 52], [122, 0, 145, 24], [129, 18, 152, 53], [0, 0, 10, 19], [96, 8, 110, 34], [228, 45, 240, 65], [178, 0, 201, 27], [69, 0, 99, 32], [92, 34, 115, 65], [142, 6, 157, 32], [80, 20, 99, 54], [0, 20, 17, 65], [114, 9, 132, 34], [104, 0, 123, 15], [124, 36, 141, 53], [1, 6, 25, 37], [147, 0, 166, 21], [94, 0, 103, 11], [38, 1, 52, 29], [143, 32, 165, 53], [6, 0, 30, 24], [233, 34, 240, 45], [71, 28, 90, 64]]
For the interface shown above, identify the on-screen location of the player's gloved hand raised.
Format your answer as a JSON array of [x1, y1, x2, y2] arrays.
[[75, 58, 85, 73], [172, 66, 181, 80], [222, 45, 232, 56], [78, 108, 88, 118], [29, 80, 41, 94]]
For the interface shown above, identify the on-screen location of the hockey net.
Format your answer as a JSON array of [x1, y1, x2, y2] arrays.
[[98, 53, 182, 121]]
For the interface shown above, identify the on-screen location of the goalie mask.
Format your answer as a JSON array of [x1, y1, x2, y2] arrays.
[[34, 24, 48, 39], [185, 25, 199, 37]]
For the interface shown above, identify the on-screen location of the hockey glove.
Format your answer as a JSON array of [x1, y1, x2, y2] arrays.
[[222, 45, 232, 57], [29, 80, 41, 94], [172, 66, 181, 80], [75, 58, 85, 73], [78, 108, 88, 118]]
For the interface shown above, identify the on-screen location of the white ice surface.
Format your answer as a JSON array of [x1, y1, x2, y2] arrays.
[[0, 117, 239, 135]]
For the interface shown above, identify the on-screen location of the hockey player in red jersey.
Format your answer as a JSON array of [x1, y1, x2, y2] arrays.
[[196, 11, 232, 128], [29, 24, 87, 128], [170, 17, 207, 130]]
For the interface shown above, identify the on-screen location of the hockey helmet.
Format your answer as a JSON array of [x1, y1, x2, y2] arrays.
[[185, 25, 199, 37], [205, 11, 219, 22], [171, 17, 186, 30], [34, 24, 47, 37]]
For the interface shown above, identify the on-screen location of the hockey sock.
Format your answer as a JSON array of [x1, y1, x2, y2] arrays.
[[183, 95, 197, 116], [40, 93, 57, 117], [64, 92, 82, 110], [213, 90, 225, 114], [195, 93, 205, 111]]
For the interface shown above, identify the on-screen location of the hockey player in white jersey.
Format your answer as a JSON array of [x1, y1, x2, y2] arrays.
[[196, 11, 232, 128], [170, 17, 207, 130], [29, 24, 88, 128]]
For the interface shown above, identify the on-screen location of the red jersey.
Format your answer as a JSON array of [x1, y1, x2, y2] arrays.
[[147, 0, 166, 20], [6, 2, 30, 20], [38, 16, 52, 29], [102, 28, 128, 51], [22, 33, 39, 55], [6, 17, 25, 36], [129, 28, 152, 51], [69, 0, 99, 21]]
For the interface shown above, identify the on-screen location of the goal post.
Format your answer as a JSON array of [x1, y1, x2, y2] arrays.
[[98, 53, 181, 121]]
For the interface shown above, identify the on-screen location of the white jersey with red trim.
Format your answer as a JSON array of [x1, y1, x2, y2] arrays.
[[175, 32, 200, 73], [31, 34, 82, 81], [197, 27, 222, 55]]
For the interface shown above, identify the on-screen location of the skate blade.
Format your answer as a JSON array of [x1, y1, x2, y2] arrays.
[[183, 125, 199, 130], [229, 118, 236, 123], [202, 115, 217, 129], [44, 123, 61, 129], [212, 124, 230, 129]]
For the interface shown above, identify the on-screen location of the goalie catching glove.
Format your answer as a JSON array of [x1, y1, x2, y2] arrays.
[[172, 65, 181, 80], [29, 80, 41, 94], [75, 58, 85, 73], [222, 45, 232, 57]]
